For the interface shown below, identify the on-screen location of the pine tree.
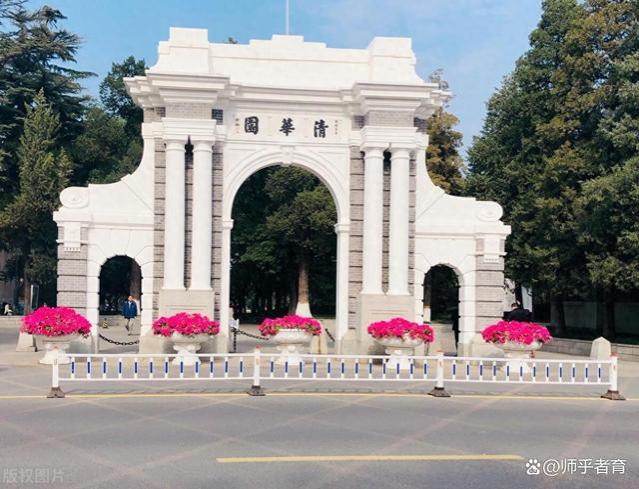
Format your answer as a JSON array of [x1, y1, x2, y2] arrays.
[[465, 0, 639, 338], [0, 91, 72, 310], [0, 2, 92, 201], [425, 108, 464, 195]]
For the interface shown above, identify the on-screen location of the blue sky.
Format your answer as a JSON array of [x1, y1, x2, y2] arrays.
[[36, 0, 542, 154]]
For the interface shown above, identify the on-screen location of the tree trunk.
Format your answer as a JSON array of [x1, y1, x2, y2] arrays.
[[288, 272, 298, 315], [23, 268, 32, 314], [602, 288, 616, 340], [295, 253, 312, 317], [129, 261, 141, 300], [552, 296, 566, 337]]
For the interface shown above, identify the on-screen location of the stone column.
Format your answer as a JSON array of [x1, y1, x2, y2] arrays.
[[388, 147, 411, 295], [190, 140, 214, 290], [361, 146, 385, 294], [163, 139, 186, 290]]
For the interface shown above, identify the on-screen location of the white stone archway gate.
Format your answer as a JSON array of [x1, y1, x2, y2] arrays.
[[54, 28, 510, 354]]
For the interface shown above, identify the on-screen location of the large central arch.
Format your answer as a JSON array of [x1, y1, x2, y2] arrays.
[[219, 147, 351, 346]]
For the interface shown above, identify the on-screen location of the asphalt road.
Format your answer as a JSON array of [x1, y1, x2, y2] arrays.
[[1, 391, 637, 489]]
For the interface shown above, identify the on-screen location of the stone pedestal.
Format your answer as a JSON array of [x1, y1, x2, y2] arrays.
[[590, 337, 611, 360], [158, 289, 215, 318], [16, 332, 37, 352]]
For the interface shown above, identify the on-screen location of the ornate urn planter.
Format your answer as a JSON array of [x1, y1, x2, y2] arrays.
[[272, 329, 313, 365], [171, 333, 211, 366], [500, 340, 543, 375], [259, 315, 323, 366], [153, 313, 220, 367], [368, 317, 435, 371], [39, 333, 79, 365], [375, 334, 424, 371], [20, 307, 91, 365], [481, 321, 552, 376]]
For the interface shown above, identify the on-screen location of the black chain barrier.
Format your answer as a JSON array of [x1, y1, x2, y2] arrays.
[[324, 328, 335, 342], [98, 333, 140, 346], [230, 325, 336, 352], [231, 327, 269, 353]]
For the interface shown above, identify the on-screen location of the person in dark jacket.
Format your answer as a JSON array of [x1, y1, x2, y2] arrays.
[[507, 302, 532, 322], [122, 295, 138, 334]]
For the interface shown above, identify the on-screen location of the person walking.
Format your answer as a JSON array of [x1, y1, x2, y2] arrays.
[[121, 295, 138, 335], [507, 301, 532, 322]]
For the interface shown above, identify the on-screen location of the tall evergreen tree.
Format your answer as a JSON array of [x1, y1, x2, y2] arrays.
[[99, 56, 146, 138], [466, 0, 639, 338], [0, 91, 72, 310], [425, 108, 464, 195], [0, 1, 92, 202]]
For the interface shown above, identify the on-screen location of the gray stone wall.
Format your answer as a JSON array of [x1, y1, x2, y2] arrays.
[[166, 103, 211, 119], [152, 141, 166, 320], [348, 147, 364, 329], [56, 227, 88, 312], [365, 111, 414, 127], [144, 108, 161, 123], [474, 238, 506, 330], [184, 150, 193, 289], [414, 117, 428, 134], [211, 150, 223, 321], [408, 157, 416, 296], [381, 154, 390, 290]]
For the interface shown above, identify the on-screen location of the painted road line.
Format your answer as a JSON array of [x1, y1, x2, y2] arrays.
[[216, 454, 525, 464]]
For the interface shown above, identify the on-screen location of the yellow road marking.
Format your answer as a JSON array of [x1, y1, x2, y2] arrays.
[[216, 454, 525, 464]]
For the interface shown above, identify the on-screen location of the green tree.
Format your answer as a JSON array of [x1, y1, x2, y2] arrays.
[[231, 167, 337, 318], [71, 106, 140, 184], [576, 160, 639, 339], [466, 0, 639, 338], [0, 91, 72, 311], [98, 56, 146, 138], [424, 70, 464, 195], [425, 108, 464, 195], [0, 1, 92, 202]]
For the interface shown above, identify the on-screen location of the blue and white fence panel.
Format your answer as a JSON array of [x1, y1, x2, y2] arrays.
[[47, 348, 623, 399]]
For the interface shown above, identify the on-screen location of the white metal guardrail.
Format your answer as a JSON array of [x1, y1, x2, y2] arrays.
[[47, 348, 625, 400]]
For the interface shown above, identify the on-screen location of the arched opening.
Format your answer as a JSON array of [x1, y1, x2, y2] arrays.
[[98, 255, 141, 351], [230, 165, 337, 350], [423, 265, 460, 353]]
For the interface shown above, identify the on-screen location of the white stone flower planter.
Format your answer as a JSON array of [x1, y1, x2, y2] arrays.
[[38, 333, 79, 365], [273, 329, 313, 365], [171, 333, 211, 366], [500, 340, 543, 375], [374, 335, 424, 371]]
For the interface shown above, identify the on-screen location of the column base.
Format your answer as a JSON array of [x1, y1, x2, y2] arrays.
[[359, 293, 414, 329], [158, 288, 215, 317]]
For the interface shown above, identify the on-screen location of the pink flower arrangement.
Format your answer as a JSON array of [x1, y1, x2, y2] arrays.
[[258, 315, 323, 337], [481, 320, 552, 345], [21, 306, 91, 337], [367, 317, 435, 343], [152, 312, 220, 337]]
